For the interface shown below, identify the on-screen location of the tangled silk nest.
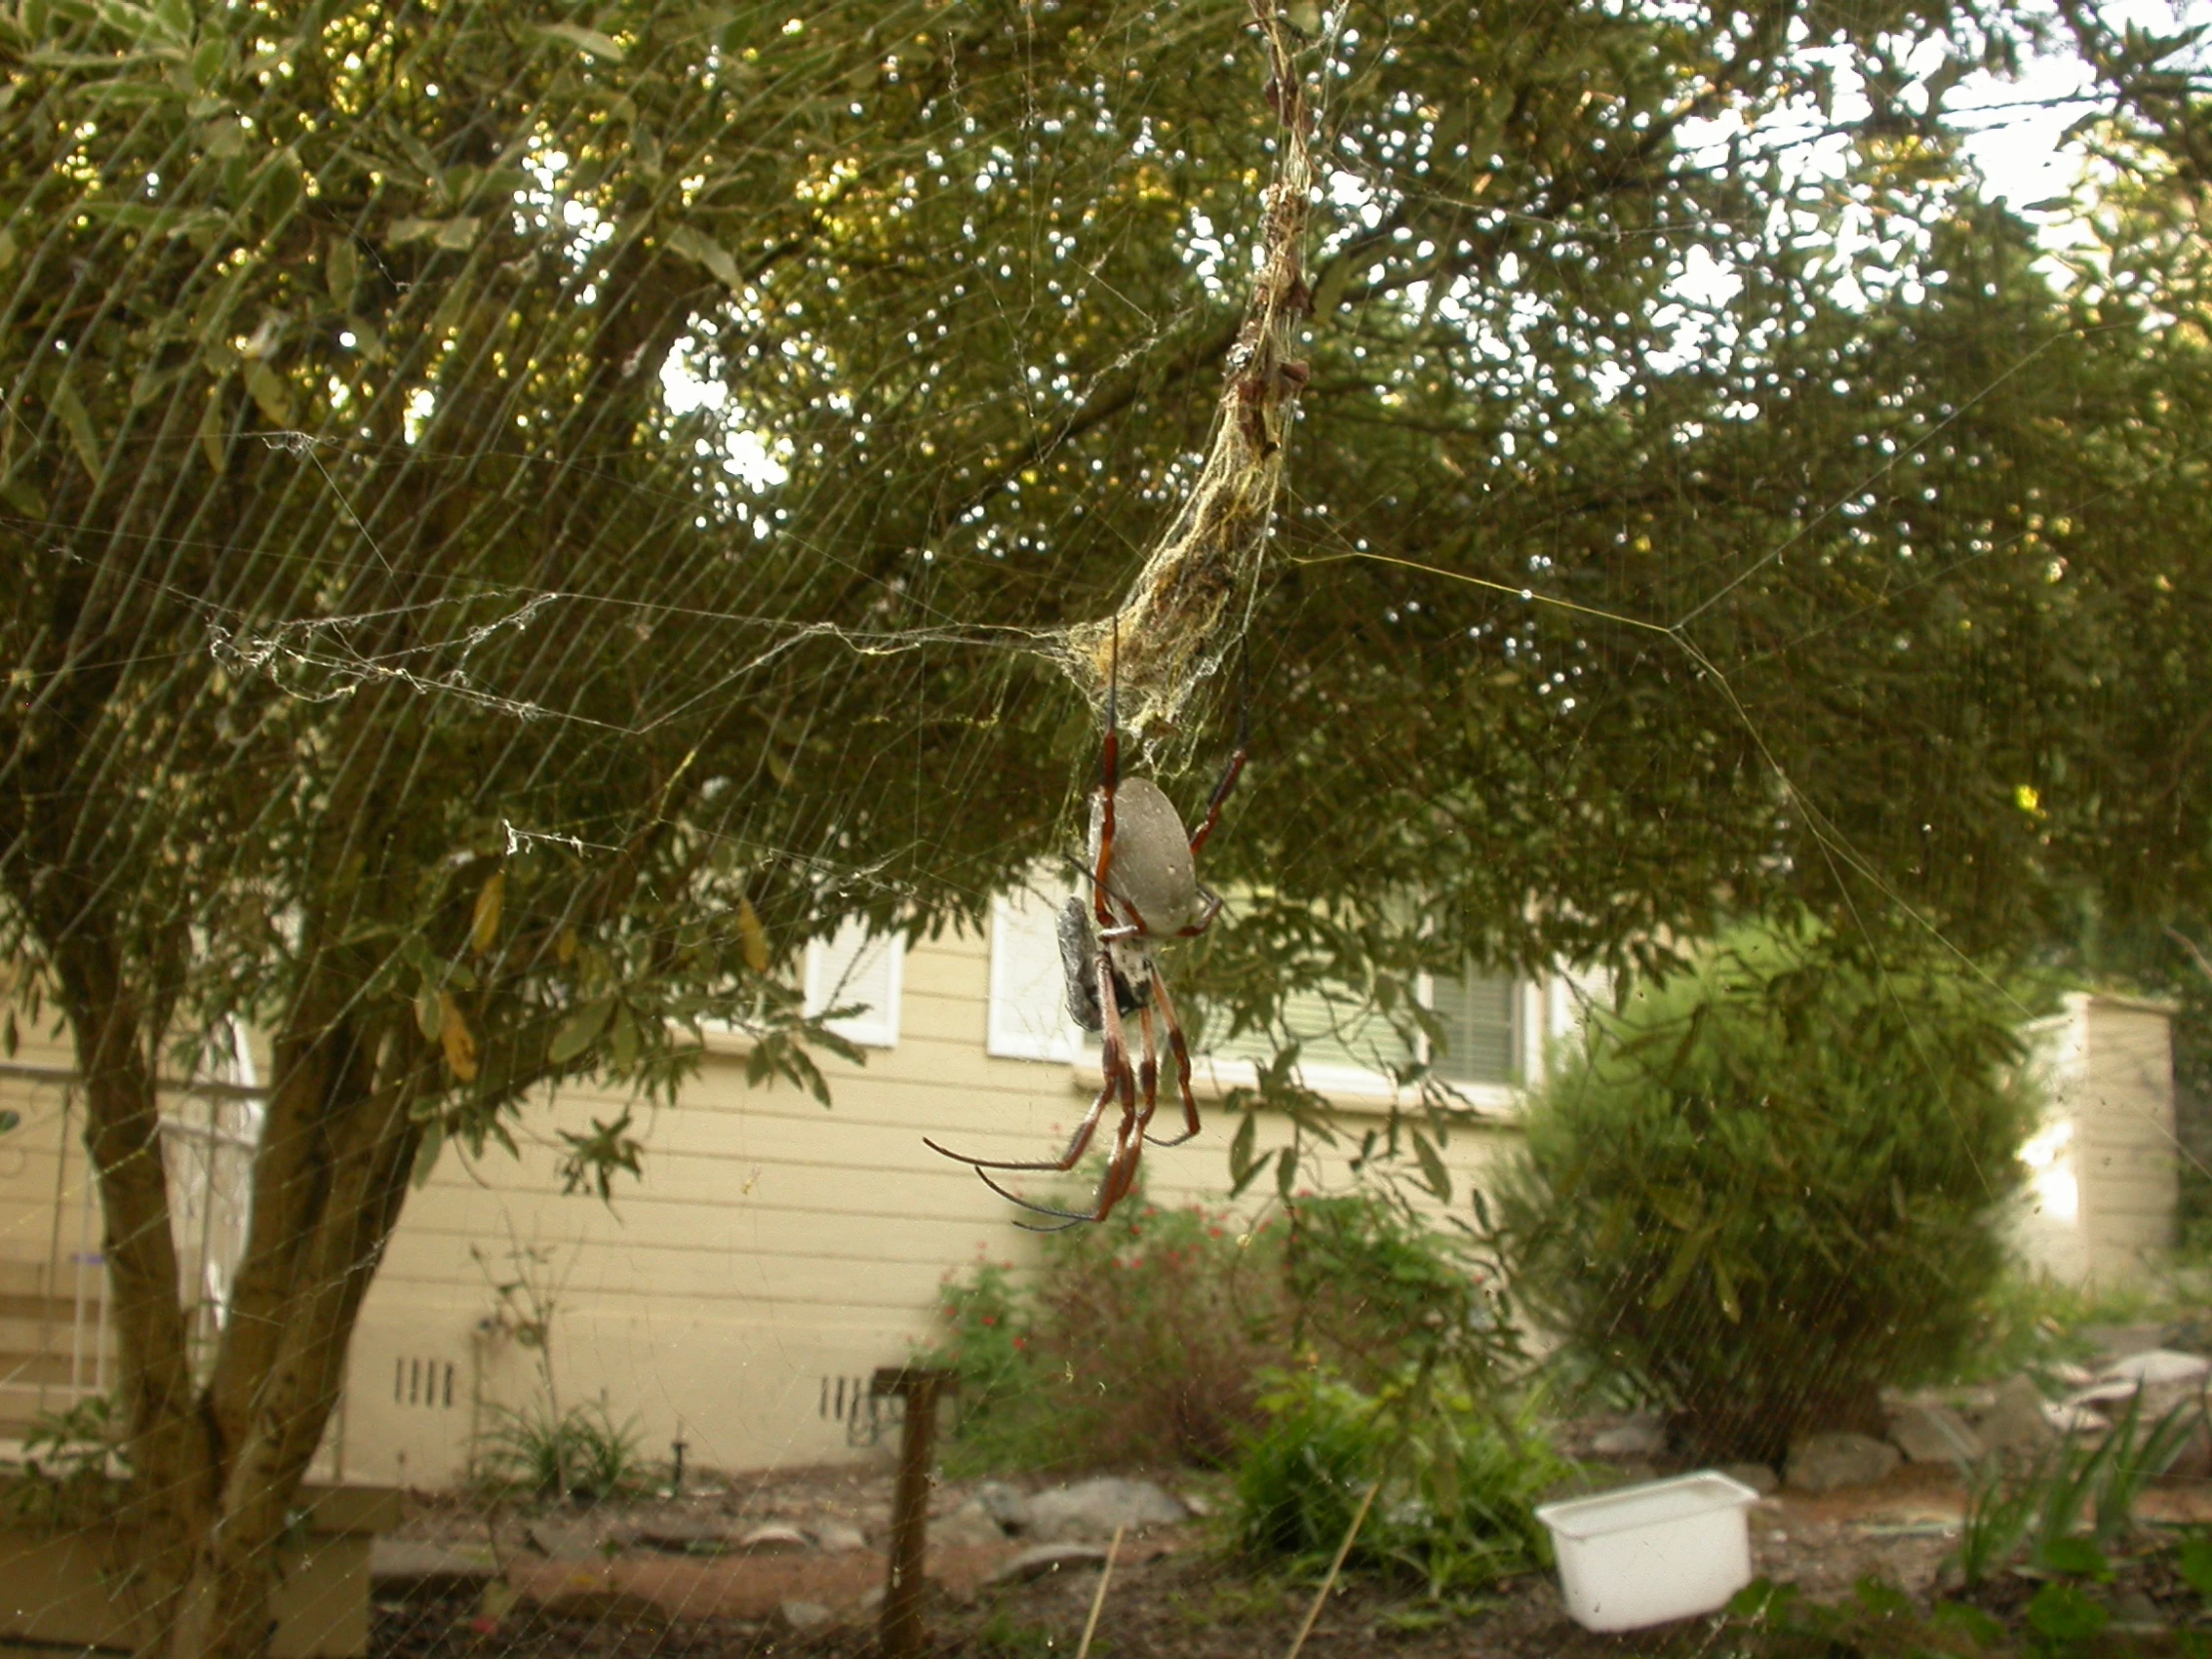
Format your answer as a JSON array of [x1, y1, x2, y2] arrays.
[[1059, 2, 1315, 750]]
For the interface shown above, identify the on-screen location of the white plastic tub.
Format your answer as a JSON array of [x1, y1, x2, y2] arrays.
[[1535, 1470, 1762, 1632]]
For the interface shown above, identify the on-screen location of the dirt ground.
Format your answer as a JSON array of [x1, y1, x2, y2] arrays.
[[372, 1455, 2212, 1659]]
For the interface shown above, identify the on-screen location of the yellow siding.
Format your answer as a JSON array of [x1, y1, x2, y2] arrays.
[[340, 922, 1516, 1485]]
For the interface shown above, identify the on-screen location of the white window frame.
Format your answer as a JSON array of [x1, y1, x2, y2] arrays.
[[802, 917, 904, 1050], [986, 882, 1083, 1063]]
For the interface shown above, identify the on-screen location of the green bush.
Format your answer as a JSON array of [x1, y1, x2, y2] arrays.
[[1233, 1369, 1563, 1599], [1499, 920, 2041, 1463]]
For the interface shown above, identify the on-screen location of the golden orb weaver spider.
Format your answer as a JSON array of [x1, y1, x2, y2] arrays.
[[924, 639, 1248, 1229]]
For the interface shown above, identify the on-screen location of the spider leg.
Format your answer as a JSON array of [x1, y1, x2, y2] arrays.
[[934, 945, 1144, 1226], [971, 1168, 1105, 1232], [921, 1079, 1111, 1172], [1186, 699, 1249, 857], [1136, 1001, 1160, 1120], [1175, 884, 1226, 939], [1145, 971, 1204, 1148], [1093, 620, 1122, 931]]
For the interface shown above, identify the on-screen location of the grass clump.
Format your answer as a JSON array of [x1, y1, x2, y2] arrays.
[[471, 1396, 650, 1503], [1233, 1369, 1563, 1601]]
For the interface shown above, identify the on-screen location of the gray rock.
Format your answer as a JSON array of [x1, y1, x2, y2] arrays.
[[809, 1519, 869, 1553], [986, 1542, 1114, 1585], [931, 1497, 1013, 1548], [2042, 1400, 2108, 1437], [1887, 1401, 1983, 1464], [367, 1538, 498, 1598], [775, 1600, 834, 1634], [736, 1523, 813, 1554], [2110, 1590, 2166, 1632], [1978, 1375, 2055, 1454], [972, 1480, 1035, 1532], [1785, 1431, 1901, 1494], [2097, 1349, 2211, 1388], [1026, 1476, 1186, 1541], [1718, 1461, 1779, 1495], [1591, 1415, 1667, 1457]]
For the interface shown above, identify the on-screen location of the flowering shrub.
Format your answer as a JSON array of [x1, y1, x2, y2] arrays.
[[923, 1189, 1293, 1472], [924, 1180, 1534, 1486]]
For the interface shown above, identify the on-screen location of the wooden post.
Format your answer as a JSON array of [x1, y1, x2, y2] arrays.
[[873, 1366, 957, 1659]]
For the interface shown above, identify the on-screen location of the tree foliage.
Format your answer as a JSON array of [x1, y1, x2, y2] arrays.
[[2, 0, 2210, 1653]]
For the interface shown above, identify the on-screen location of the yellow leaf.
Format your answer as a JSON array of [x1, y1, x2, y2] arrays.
[[50, 378, 100, 482], [471, 869, 504, 955], [244, 359, 292, 428], [736, 898, 770, 974], [534, 22, 626, 61], [556, 926, 579, 967], [198, 386, 228, 472], [326, 235, 357, 307], [439, 993, 478, 1081]]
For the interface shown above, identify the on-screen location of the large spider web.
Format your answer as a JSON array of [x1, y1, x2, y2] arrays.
[[2, 0, 2210, 1654]]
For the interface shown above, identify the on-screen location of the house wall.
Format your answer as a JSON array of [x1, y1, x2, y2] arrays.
[[0, 1027, 114, 1441], [333, 921, 1530, 1488], [2015, 993, 2179, 1288]]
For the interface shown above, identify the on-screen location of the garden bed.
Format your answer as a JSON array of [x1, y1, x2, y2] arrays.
[[368, 1456, 2212, 1658]]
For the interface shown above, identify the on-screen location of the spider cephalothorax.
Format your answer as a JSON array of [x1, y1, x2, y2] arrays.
[[925, 656, 1246, 1229]]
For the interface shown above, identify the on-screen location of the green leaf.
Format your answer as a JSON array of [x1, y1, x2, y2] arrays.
[[609, 1004, 639, 1071], [2036, 1535, 2110, 1581], [0, 1110, 18, 1134], [1228, 1108, 1257, 1183], [1276, 1144, 1298, 1201], [1930, 1601, 2005, 1645], [1852, 1576, 1912, 1618], [664, 224, 740, 288], [1646, 1182, 1705, 1232], [534, 22, 625, 61], [414, 980, 444, 1040], [1710, 1249, 1742, 1323], [551, 995, 616, 1065], [49, 377, 100, 481], [1412, 1130, 1451, 1201], [2025, 1580, 2108, 1642], [1648, 1221, 1712, 1312], [410, 1115, 443, 1189], [433, 215, 481, 252], [2179, 1535, 2212, 1600]]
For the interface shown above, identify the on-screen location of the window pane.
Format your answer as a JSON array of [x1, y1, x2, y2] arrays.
[[1429, 972, 1518, 1083], [1202, 985, 1417, 1075]]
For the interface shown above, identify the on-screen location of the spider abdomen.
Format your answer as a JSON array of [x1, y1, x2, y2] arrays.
[[1090, 776, 1202, 934]]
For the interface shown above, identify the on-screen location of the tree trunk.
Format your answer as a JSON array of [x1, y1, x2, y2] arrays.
[[51, 920, 426, 1659]]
